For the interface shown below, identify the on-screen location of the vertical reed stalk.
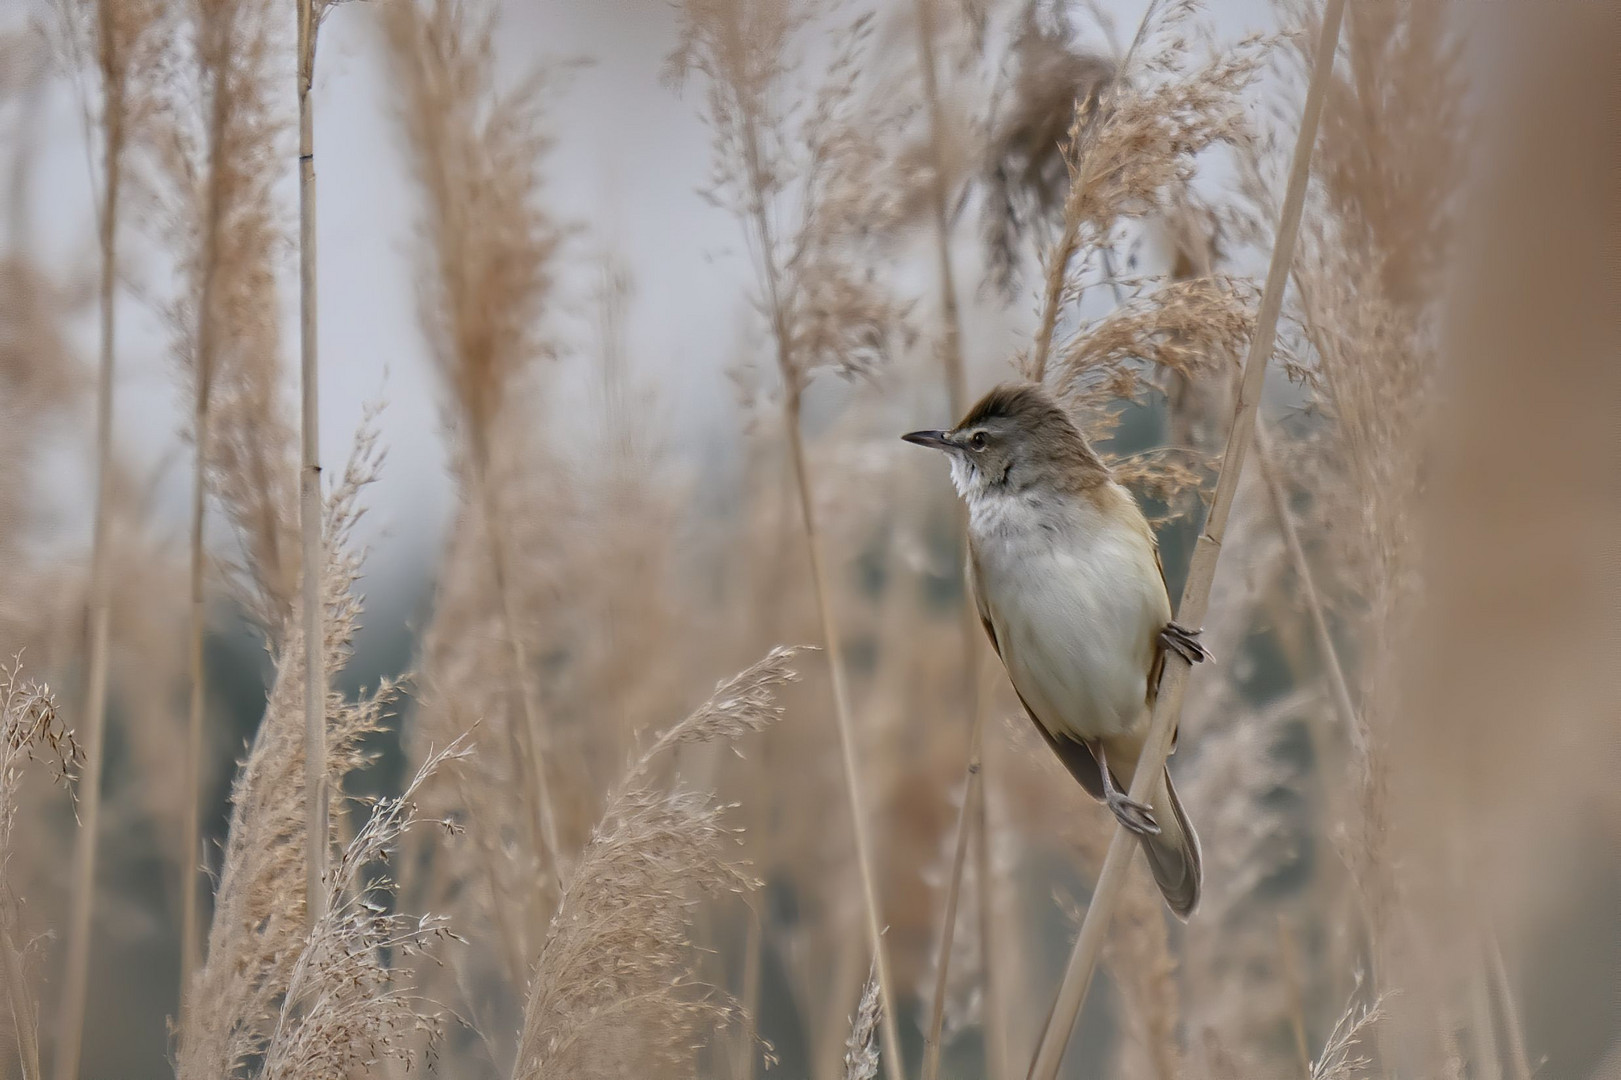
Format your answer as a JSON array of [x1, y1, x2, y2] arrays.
[[1025, 3, 1345, 1076], [780, 384, 905, 1080], [911, 2, 995, 1074], [296, 0, 327, 930], [972, 651, 1009, 1080], [729, 62, 905, 1077], [1253, 421, 1360, 740], [55, 0, 123, 1071], [178, 0, 237, 1018]]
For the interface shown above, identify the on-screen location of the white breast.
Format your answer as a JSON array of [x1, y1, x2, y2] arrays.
[[971, 485, 1169, 741]]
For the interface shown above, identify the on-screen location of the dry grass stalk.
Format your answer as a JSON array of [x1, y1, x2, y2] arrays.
[[909, 3, 994, 1076], [512, 648, 802, 1079], [259, 738, 471, 1078], [50, 0, 162, 1070], [177, 432, 391, 1079], [1025, 0, 1264, 384], [296, 0, 325, 931], [1, 663, 75, 1080], [1310, 987, 1389, 1080], [385, 0, 567, 883], [670, 5, 911, 1074], [1025, 3, 1345, 1076]]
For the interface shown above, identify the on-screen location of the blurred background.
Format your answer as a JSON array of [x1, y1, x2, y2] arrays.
[[0, 0, 1615, 1077]]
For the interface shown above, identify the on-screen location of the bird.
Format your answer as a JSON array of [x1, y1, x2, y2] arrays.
[[903, 381, 1207, 917]]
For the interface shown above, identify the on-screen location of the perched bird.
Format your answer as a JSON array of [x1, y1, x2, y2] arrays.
[[904, 382, 1207, 917]]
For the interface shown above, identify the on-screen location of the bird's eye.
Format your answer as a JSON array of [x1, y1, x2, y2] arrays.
[[969, 431, 987, 451]]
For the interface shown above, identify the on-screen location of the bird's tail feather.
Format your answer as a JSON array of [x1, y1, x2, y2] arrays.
[[1140, 767, 1201, 919]]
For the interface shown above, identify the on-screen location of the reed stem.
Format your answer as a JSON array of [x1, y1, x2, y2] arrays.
[[296, 0, 328, 933], [1025, 3, 1345, 1075], [56, 1, 122, 1069], [911, 1, 994, 1074]]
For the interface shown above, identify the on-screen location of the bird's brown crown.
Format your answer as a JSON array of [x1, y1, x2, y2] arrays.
[[956, 382, 1109, 490]]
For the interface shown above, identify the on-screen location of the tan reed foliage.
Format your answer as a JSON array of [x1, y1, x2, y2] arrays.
[[144, 0, 298, 1023], [512, 647, 803, 1079], [1, 663, 75, 1080], [906, 2, 997, 1074], [0, 259, 80, 566], [258, 738, 471, 1079], [1025, 1, 1266, 384], [385, 0, 569, 882], [980, 8, 1115, 294], [176, 431, 395, 1080], [1262, 2, 1466, 1016], [669, 4, 913, 1073]]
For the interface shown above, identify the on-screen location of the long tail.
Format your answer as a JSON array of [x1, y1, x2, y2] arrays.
[[1139, 767, 1202, 919]]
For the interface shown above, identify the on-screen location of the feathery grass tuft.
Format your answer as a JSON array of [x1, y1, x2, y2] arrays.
[[260, 738, 473, 1078], [512, 647, 803, 1079]]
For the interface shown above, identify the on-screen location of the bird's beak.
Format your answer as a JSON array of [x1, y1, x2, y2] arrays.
[[901, 429, 954, 451]]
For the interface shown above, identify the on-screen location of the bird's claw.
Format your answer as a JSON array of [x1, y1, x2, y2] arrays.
[[1159, 621, 1210, 665], [1106, 791, 1162, 836]]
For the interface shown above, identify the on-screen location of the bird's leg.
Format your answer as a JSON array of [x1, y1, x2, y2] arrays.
[[1091, 740, 1160, 836], [1159, 621, 1210, 666]]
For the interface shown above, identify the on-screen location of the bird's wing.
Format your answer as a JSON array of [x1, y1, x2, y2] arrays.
[[969, 545, 1109, 804]]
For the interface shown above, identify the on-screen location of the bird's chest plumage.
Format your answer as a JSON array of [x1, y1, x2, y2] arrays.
[[970, 489, 1169, 741]]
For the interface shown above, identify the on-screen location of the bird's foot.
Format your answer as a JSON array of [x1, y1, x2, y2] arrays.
[[1106, 790, 1162, 836], [1159, 621, 1210, 665]]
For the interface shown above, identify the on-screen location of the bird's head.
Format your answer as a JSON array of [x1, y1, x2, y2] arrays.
[[902, 382, 1107, 502]]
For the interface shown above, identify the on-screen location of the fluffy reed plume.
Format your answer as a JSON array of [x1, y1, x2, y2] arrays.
[[670, 4, 913, 1071], [258, 738, 471, 1078], [1, 664, 75, 1080], [385, 0, 568, 882], [1025, 2, 1265, 384], [176, 432, 393, 1080], [980, 7, 1114, 293], [512, 648, 802, 1079], [144, 0, 298, 1018], [1262, 1, 1464, 1008], [0, 260, 79, 565], [1057, 273, 1256, 431], [157, 0, 299, 638], [843, 965, 883, 1080]]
